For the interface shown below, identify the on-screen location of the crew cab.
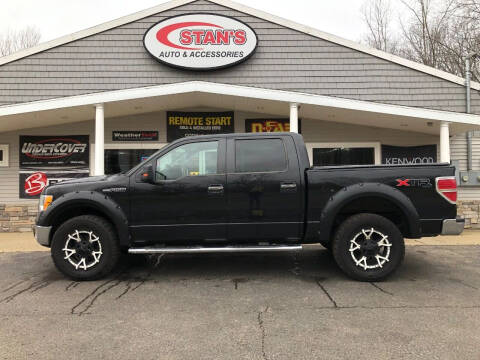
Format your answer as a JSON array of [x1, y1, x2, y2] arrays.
[[34, 133, 464, 281]]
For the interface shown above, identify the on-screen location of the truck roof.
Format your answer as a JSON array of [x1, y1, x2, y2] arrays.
[[171, 132, 303, 143]]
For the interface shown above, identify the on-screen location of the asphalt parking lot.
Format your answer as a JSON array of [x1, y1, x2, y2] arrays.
[[0, 245, 479, 360]]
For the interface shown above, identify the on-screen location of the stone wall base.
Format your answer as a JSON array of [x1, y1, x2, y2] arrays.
[[1, 201, 480, 232], [457, 200, 480, 229], [0, 204, 38, 233]]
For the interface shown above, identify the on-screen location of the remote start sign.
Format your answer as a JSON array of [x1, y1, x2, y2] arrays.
[[144, 14, 258, 70]]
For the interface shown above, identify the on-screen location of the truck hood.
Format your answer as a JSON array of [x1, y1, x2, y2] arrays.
[[57, 175, 111, 185]]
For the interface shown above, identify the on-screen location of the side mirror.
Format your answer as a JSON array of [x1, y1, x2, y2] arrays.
[[140, 165, 154, 183]]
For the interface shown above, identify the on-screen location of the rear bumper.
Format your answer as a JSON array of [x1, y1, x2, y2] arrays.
[[441, 218, 465, 236], [33, 225, 52, 247]]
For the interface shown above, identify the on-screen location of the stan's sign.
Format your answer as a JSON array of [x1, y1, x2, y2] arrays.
[[144, 14, 258, 70]]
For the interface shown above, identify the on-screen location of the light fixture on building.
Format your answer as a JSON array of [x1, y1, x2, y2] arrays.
[[427, 122, 433, 127]]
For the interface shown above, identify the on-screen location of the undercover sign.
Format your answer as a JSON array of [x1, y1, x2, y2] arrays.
[[20, 136, 89, 168], [143, 14, 258, 70], [382, 145, 437, 165], [167, 111, 234, 142]]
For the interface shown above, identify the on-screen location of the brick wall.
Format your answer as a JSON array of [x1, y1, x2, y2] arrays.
[[0, 201, 478, 232], [0, 204, 37, 233], [457, 200, 480, 229]]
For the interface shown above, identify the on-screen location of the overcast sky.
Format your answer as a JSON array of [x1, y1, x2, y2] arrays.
[[0, 0, 381, 44]]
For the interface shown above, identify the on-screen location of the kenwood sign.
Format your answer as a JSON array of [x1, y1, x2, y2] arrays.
[[144, 14, 258, 70]]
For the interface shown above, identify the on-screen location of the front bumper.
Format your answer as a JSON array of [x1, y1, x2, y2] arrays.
[[441, 218, 465, 236], [33, 225, 52, 247]]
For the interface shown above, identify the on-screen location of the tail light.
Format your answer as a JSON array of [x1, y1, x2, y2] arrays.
[[435, 177, 457, 204]]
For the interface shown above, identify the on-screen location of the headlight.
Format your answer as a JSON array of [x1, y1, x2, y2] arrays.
[[38, 195, 53, 212]]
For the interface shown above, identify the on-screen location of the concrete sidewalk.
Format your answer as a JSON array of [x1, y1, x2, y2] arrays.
[[0, 230, 479, 253]]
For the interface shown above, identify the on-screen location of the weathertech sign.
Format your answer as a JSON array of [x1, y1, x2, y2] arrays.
[[144, 14, 258, 70]]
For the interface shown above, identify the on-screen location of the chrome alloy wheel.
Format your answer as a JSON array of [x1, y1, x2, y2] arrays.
[[349, 228, 392, 270], [62, 230, 103, 271]]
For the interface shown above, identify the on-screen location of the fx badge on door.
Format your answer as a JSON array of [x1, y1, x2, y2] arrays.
[[395, 178, 432, 188]]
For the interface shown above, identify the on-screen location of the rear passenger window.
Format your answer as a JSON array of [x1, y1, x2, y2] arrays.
[[235, 138, 287, 173]]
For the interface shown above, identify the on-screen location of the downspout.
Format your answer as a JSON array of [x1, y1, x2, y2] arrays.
[[465, 56, 473, 171], [465, 53, 477, 171]]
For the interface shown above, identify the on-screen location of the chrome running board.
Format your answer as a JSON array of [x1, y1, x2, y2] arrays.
[[128, 245, 303, 254]]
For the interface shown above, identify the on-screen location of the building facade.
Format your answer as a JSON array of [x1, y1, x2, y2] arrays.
[[1, 0, 480, 232]]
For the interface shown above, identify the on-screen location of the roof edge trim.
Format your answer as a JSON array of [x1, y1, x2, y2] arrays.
[[0, 0, 478, 90], [1, 81, 479, 126]]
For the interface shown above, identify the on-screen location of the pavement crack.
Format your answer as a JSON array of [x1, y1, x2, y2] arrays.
[[70, 277, 118, 315], [2, 280, 28, 293], [289, 253, 301, 276], [232, 278, 248, 290], [315, 278, 338, 308], [115, 254, 164, 300], [257, 306, 270, 360], [30, 281, 51, 293], [335, 304, 480, 310], [0, 280, 50, 304], [76, 279, 122, 316], [65, 281, 80, 291], [370, 282, 394, 296], [448, 278, 478, 290], [116, 281, 133, 300], [147, 254, 165, 269]]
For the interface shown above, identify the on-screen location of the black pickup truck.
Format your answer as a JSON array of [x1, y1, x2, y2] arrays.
[[34, 132, 464, 281]]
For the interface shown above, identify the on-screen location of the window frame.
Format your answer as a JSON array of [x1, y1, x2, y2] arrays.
[[306, 142, 381, 166], [232, 137, 289, 175], [0, 144, 9, 167], [153, 139, 222, 183]]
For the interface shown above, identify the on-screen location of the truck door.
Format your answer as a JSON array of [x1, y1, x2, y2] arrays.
[[129, 138, 227, 243], [226, 135, 303, 242]]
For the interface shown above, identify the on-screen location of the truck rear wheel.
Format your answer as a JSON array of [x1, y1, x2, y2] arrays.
[[51, 215, 120, 281], [332, 213, 405, 282]]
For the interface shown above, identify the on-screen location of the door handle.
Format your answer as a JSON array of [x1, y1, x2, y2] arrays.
[[208, 184, 224, 194], [280, 182, 297, 193]]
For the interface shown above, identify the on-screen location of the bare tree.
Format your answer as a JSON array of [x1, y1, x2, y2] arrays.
[[361, 0, 400, 54], [361, 0, 480, 81], [398, 0, 456, 68], [0, 26, 41, 57]]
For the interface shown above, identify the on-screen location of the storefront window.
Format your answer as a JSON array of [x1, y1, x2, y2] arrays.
[[105, 149, 158, 175], [0, 144, 9, 167], [313, 147, 374, 166]]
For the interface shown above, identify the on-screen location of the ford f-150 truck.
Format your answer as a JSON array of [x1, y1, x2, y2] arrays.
[[34, 132, 464, 281]]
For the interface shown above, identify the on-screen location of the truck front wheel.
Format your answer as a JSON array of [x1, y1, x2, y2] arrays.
[[50, 215, 120, 281], [332, 213, 405, 282]]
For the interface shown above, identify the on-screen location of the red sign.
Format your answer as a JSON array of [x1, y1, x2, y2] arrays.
[[24, 172, 48, 196]]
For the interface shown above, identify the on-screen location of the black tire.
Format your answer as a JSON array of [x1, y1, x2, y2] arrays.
[[332, 213, 405, 282], [51, 215, 120, 281]]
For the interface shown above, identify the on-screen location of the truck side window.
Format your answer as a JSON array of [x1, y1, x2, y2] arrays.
[[235, 138, 287, 173], [156, 141, 218, 181]]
